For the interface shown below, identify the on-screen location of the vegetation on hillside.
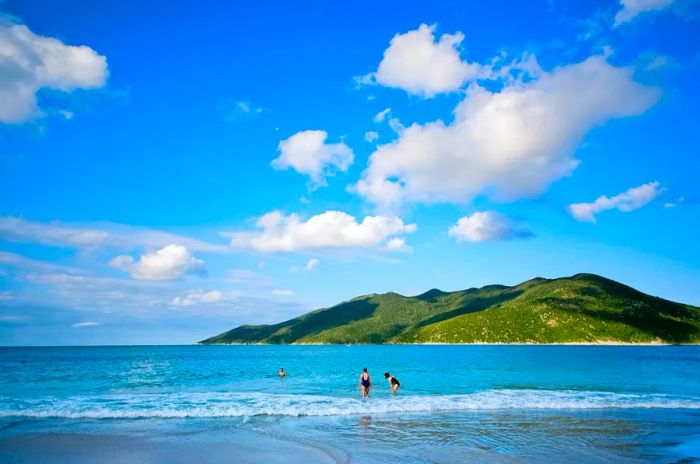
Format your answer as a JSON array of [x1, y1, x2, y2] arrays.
[[200, 274, 700, 344]]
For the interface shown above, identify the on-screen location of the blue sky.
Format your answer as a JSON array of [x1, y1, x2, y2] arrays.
[[0, 0, 699, 345]]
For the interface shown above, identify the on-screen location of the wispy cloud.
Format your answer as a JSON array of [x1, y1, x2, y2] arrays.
[[615, 0, 675, 25], [272, 289, 294, 296], [568, 181, 663, 222], [292, 258, 320, 272], [72, 321, 99, 328], [217, 99, 263, 123], [0, 217, 228, 253], [0, 251, 84, 274]]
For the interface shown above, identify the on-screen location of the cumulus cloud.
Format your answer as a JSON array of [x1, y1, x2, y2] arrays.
[[448, 211, 531, 242], [357, 24, 481, 97], [227, 210, 416, 252], [171, 289, 225, 306], [615, 0, 675, 25], [110, 244, 206, 281], [0, 22, 108, 123], [354, 55, 659, 209], [568, 181, 662, 222], [364, 131, 379, 143], [271, 130, 354, 188], [0, 216, 227, 253]]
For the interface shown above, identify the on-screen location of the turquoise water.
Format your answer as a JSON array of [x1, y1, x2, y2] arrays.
[[1, 345, 699, 462]]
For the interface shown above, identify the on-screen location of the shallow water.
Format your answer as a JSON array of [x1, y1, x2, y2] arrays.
[[1, 345, 699, 463]]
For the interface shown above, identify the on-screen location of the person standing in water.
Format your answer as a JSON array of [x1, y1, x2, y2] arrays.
[[384, 372, 400, 395], [359, 368, 372, 397], [278, 367, 286, 377]]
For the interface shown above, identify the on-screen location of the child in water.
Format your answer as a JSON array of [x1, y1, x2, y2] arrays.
[[359, 368, 372, 397], [384, 372, 400, 395]]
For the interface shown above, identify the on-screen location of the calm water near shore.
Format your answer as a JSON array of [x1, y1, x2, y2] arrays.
[[1, 345, 699, 463]]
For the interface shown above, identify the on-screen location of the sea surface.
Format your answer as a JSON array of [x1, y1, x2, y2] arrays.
[[1, 345, 699, 463]]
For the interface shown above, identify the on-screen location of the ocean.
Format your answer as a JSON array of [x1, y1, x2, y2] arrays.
[[1, 345, 699, 463]]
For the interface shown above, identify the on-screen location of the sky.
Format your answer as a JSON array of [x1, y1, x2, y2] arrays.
[[0, 0, 699, 345]]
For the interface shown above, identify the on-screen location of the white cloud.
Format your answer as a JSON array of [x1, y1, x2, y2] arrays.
[[448, 211, 531, 242], [0, 217, 228, 253], [292, 258, 320, 272], [615, 0, 675, 25], [171, 289, 225, 306], [1, 252, 304, 326], [227, 210, 416, 253], [304, 258, 320, 271], [568, 181, 663, 222], [385, 237, 410, 251], [374, 108, 391, 122], [304, 258, 321, 271], [271, 130, 354, 188], [110, 244, 205, 281], [354, 55, 659, 209], [358, 24, 481, 97], [72, 321, 99, 328], [364, 131, 379, 143], [0, 22, 108, 123], [272, 289, 294, 296]]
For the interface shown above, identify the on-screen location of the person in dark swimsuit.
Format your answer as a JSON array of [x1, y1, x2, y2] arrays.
[[359, 368, 372, 397], [384, 372, 400, 395]]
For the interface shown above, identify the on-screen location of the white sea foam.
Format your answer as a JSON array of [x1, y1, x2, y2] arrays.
[[1, 389, 698, 419]]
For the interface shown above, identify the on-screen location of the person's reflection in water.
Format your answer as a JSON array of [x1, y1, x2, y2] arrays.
[[359, 415, 372, 437]]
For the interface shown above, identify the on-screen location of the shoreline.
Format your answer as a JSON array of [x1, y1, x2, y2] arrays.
[[199, 341, 696, 346]]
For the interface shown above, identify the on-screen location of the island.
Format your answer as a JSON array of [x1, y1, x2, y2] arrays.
[[200, 273, 700, 345]]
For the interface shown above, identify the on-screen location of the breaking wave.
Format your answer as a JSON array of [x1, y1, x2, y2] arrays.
[[1, 389, 699, 419]]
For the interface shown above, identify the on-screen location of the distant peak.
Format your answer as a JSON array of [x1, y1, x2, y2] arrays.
[[383, 291, 405, 298], [516, 277, 549, 287], [570, 273, 615, 284], [419, 288, 446, 298]]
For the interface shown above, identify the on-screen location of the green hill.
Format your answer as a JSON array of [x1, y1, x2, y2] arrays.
[[200, 274, 700, 344]]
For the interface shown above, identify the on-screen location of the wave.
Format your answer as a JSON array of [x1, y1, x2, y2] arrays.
[[1, 389, 699, 419]]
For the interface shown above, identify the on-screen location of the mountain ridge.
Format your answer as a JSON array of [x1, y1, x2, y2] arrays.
[[200, 273, 700, 345]]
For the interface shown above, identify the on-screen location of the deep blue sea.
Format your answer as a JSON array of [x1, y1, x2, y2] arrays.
[[1, 345, 699, 463]]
